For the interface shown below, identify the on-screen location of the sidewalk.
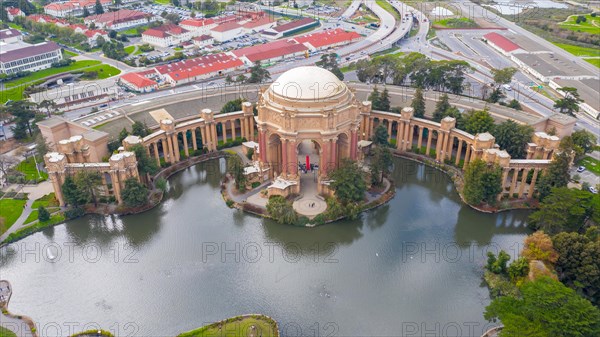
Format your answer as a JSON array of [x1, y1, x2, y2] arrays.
[[0, 181, 54, 242]]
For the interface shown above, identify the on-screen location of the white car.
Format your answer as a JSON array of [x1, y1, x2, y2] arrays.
[[502, 84, 512, 91], [589, 187, 598, 194]]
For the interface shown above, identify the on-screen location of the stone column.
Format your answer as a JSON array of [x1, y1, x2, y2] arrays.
[[426, 130, 433, 156], [387, 121, 392, 143], [518, 169, 528, 198], [446, 135, 454, 160], [350, 129, 358, 160], [417, 126, 423, 151], [331, 138, 338, 169], [260, 130, 267, 162], [528, 168, 539, 197], [397, 121, 404, 151], [153, 142, 160, 166], [183, 131, 189, 157], [455, 139, 463, 166], [240, 118, 247, 140], [166, 136, 174, 163], [211, 123, 218, 151], [192, 130, 197, 150], [200, 126, 206, 149], [321, 140, 329, 176], [249, 115, 255, 141], [436, 132, 445, 161], [281, 138, 288, 177], [111, 171, 123, 204], [509, 168, 519, 197], [231, 120, 236, 141], [404, 123, 412, 151], [50, 172, 65, 206], [497, 168, 510, 201], [172, 134, 180, 162], [289, 140, 298, 177], [463, 145, 471, 170]]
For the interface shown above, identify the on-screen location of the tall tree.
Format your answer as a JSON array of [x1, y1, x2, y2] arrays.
[[432, 93, 451, 122], [411, 87, 426, 118], [315, 53, 344, 80], [463, 159, 502, 205], [121, 178, 148, 207], [369, 146, 393, 186], [379, 88, 391, 111], [8, 100, 36, 137], [94, 0, 104, 14], [553, 231, 600, 305], [368, 87, 381, 110], [554, 87, 582, 117], [529, 187, 600, 235], [247, 61, 271, 84], [83, 7, 90, 17], [493, 120, 534, 158], [463, 108, 494, 134], [130, 144, 158, 179], [570, 130, 597, 158], [131, 121, 150, 137], [329, 159, 367, 204], [74, 171, 102, 206], [484, 277, 600, 337], [536, 152, 571, 200], [371, 124, 389, 146], [62, 176, 82, 206], [266, 195, 297, 225], [490, 67, 517, 87], [227, 154, 246, 191]]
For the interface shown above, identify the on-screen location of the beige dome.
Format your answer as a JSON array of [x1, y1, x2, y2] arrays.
[[270, 66, 345, 101]]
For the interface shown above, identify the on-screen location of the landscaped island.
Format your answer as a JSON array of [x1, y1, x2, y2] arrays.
[[177, 315, 279, 337]]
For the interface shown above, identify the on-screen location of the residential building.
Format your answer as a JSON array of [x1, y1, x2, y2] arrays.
[[28, 14, 69, 27], [179, 18, 217, 36], [44, 0, 112, 18], [0, 28, 23, 44], [84, 30, 109, 47], [119, 72, 159, 93], [192, 34, 214, 47], [155, 53, 243, 86], [261, 17, 318, 39], [5, 7, 25, 21], [210, 22, 245, 42], [0, 42, 63, 74], [142, 24, 193, 47], [231, 39, 308, 65]]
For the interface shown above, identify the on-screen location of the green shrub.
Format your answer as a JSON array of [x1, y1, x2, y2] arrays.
[[64, 207, 85, 220], [37, 206, 50, 222], [251, 181, 260, 189]]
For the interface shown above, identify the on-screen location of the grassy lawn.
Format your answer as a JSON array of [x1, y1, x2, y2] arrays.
[[83, 64, 121, 79], [0, 326, 17, 337], [559, 14, 600, 35], [433, 17, 479, 28], [4, 213, 66, 244], [3, 60, 101, 88], [153, 0, 170, 4], [0, 199, 27, 235], [32, 193, 59, 209], [584, 58, 600, 68], [578, 156, 600, 175], [553, 42, 600, 57], [177, 316, 277, 337], [63, 49, 78, 58], [15, 157, 49, 182], [376, 0, 401, 20], [124, 45, 136, 54]]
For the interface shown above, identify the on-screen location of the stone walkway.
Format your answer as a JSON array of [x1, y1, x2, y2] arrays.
[[0, 280, 35, 337], [292, 172, 327, 218]]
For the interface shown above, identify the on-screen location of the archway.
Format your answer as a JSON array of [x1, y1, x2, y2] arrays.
[[267, 133, 282, 176], [337, 133, 349, 164]]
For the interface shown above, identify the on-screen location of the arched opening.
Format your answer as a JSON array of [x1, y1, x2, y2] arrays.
[[337, 133, 349, 163]]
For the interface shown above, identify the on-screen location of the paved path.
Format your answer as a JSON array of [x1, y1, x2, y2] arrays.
[[0, 280, 35, 337], [0, 181, 54, 242]]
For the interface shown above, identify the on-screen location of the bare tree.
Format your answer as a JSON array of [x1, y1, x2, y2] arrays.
[[0, 154, 19, 186]]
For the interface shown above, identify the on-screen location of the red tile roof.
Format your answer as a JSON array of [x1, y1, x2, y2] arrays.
[[155, 53, 235, 74], [121, 72, 157, 89], [232, 39, 308, 62], [6, 7, 23, 15], [0, 28, 22, 40], [0, 41, 61, 63], [242, 16, 274, 29], [143, 24, 188, 38], [193, 34, 213, 41], [273, 17, 317, 33], [483, 32, 521, 53], [84, 29, 107, 38], [85, 9, 150, 25], [180, 18, 215, 27], [211, 21, 242, 33], [165, 57, 243, 83], [294, 28, 361, 48]]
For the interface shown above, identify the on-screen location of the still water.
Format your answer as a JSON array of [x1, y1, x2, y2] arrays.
[[0, 158, 529, 337]]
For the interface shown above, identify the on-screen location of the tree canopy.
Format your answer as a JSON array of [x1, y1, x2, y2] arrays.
[[315, 53, 343, 80], [121, 178, 148, 207], [329, 159, 367, 204], [484, 276, 600, 337], [463, 108, 494, 134], [266, 196, 297, 225], [490, 67, 517, 86], [536, 152, 571, 200], [463, 159, 502, 205], [554, 87, 582, 117], [411, 87, 426, 118], [493, 120, 534, 158]]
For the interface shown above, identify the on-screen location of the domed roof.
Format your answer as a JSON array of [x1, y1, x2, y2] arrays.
[[270, 66, 345, 100]]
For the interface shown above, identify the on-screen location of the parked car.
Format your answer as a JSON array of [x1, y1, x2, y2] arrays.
[[577, 166, 586, 173], [589, 186, 598, 194]]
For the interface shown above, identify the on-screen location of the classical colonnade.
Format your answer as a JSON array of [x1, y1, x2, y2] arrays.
[[138, 103, 256, 165]]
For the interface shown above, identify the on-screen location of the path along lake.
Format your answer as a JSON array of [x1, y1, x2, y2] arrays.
[[0, 157, 529, 337]]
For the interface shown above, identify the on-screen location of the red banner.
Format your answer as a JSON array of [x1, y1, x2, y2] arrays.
[[306, 155, 310, 169]]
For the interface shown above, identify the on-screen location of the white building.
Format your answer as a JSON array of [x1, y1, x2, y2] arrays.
[[84, 9, 156, 30], [210, 22, 245, 42], [142, 24, 194, 48], [5, 7, 25, 21], [0, 35, 63, 75], [44, 0, 112, 18], [0, 28, 23, 44], [179, 18, 217, 36]]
